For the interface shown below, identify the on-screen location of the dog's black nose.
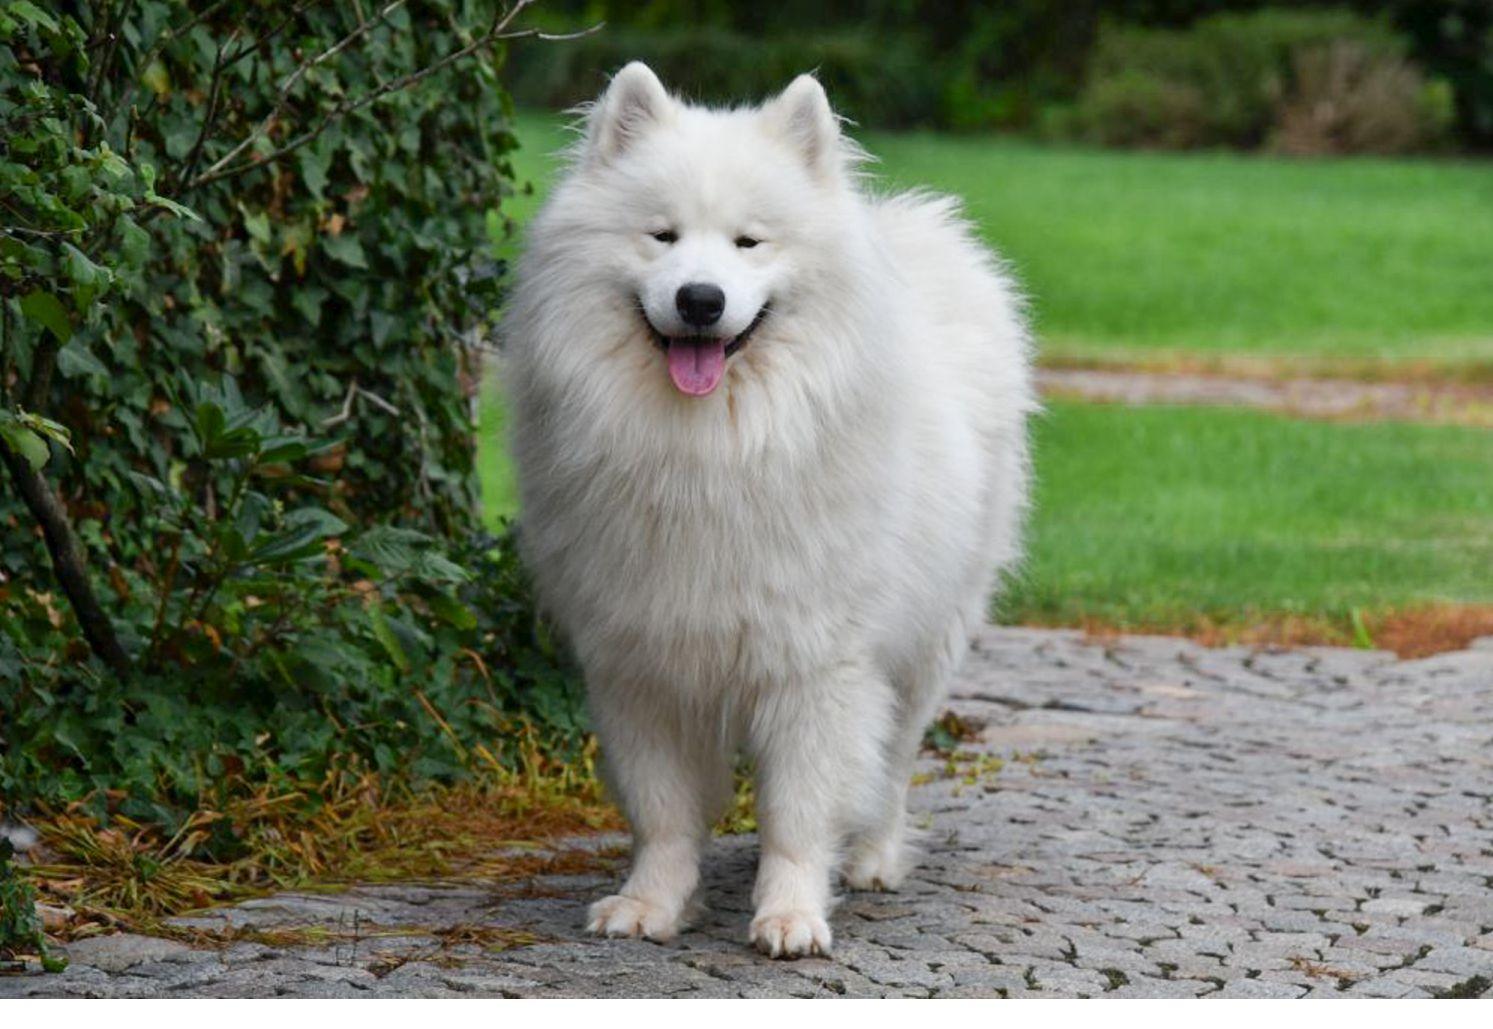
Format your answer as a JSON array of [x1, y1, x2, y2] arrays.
[[676, 283, 725, 328]]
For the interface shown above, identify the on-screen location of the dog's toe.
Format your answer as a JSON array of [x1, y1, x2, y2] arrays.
[[749, 910, 832, 959], [843, 839, 909, 892], [586, 894, 681, 942]]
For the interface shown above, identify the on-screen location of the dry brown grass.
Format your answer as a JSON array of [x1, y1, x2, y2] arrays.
[[1041, 346, 1493, 388], [24, 728, 622, 943], [1370, 605, 1493, 659], [1040, 603, 1493, 659]]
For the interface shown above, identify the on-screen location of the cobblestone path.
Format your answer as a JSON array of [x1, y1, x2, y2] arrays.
[[6, 628, 1492, 998]]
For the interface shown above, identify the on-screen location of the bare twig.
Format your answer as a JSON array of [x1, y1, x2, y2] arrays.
[[173, 26, 244, 192], [182, 1, 600, 192], [102, 0, 233, 129], [190, 0, 413, 189], [322, 381, 402, 427], [219, 0, 316, 72], [86, 0, 138, 118]]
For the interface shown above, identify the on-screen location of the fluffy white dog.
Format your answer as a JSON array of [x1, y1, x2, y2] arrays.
[[503, 63, 1034, 959]]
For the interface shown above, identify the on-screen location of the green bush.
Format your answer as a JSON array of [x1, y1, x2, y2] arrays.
[[0, 0, 585, 833], [1072, 8, 1448, 151]]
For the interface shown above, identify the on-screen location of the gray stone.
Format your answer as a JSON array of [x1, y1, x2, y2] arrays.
[[6, 627, 1491, 998]]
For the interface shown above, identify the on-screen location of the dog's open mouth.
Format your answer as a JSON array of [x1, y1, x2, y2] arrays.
[[640, 304, 770, 397]]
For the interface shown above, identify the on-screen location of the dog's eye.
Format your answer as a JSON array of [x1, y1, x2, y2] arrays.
[[734, 236, 761, 249], [650, 230, 678, 244]]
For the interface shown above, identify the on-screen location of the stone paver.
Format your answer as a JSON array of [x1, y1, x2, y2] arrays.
[[5, 628, 1493, 998]]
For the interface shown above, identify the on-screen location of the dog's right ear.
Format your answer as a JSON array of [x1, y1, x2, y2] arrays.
[[764, 74, 840, 180], [586, 62, 672, 161]]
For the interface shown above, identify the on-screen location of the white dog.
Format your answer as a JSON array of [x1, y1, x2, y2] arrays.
[[503, 63, 1035, 959]]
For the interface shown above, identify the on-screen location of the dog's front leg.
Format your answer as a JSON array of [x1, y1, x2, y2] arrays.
[[586, 684, 726, 943], [748, 660, 893, 959]]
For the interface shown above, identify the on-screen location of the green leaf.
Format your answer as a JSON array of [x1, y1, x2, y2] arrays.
[[18, 291, 71, 343], [248, 523, 328, 565], [141, 58, 171, 97], [0, 408, 71, 473], [239, 205, 272, 246], [427, 592, 477, 630], [0, 422, 49, 470], [56, 340, 109, 379], [367, 602, 410, 673], [297, 145, 332, 200], [9, 1, 59, 33], [194, 401, 226, 449], [282, 506, 348, 538], [145, 189, 200, 222], [14, 410, 72, 450], [349, 525, 470, 583], [126, 470, 176, 500], [322, 233, 368, 269], [118, 215, 150, 266], [257, 436, 311, 464], [61, 243, 110, 310]]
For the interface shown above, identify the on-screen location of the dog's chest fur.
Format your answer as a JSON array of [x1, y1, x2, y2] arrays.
[[518, 392, 907, 692]]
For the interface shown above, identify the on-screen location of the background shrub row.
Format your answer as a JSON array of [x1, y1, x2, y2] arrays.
[[512, 1, 1492, 152]]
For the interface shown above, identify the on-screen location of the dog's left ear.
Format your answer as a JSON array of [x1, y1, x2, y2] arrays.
[[586, 61, 672, 162], [765, 74, 840, 179]]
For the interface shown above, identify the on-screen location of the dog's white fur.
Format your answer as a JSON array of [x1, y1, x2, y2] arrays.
[[503, 63, 1035, 958]]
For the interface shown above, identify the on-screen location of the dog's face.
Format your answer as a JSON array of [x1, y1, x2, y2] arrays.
[[536, 63, 853, 398]]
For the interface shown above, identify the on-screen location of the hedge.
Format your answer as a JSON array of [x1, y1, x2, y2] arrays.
[[0, 0, 585, 834]]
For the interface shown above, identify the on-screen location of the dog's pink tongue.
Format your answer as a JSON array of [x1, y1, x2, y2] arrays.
[[666, 340, 727, 396]]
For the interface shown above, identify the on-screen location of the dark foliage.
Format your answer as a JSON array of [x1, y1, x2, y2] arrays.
[[514, 2, 1488, 147], [1070, 8, 1453, 152], [1, 0, 587, 841], [509, 25, 940, 128]]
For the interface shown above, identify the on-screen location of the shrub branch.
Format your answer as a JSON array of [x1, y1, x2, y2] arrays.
[[0, 448, 131, 675], [180, 0, 598, 192]]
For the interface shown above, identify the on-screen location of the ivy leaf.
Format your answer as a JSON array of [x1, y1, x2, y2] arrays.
[[118, 215, 150, 266], [0, 421, 50, 470], [18, 290, 71, 343], [239, 205, 272, 245], [322, 233, 368, 269], [61, 243, 111, 310], [297, 145, 333, 200], [56, 339, 109, 379]]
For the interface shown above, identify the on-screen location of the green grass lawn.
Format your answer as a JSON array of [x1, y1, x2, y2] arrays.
[[501, 110, 1493, 374], [1006, 401, 1493, 628], [479, 391, 1493, 628], [484, 115, 1493, 639]]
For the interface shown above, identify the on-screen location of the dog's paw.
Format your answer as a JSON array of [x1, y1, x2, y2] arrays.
[[749, 910, 832, 959], [586, 894, 682, 942], [842, 838, 909, 892]]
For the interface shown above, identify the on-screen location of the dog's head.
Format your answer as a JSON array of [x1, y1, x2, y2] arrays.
[[528, 63, 863, 398]]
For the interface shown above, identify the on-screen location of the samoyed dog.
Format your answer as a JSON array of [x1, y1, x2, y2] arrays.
[[503, 63, 1035, 958]]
